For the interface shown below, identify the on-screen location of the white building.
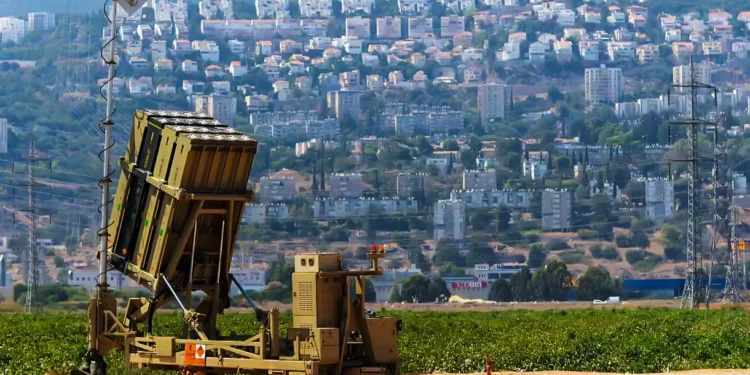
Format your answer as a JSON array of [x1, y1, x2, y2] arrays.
[[522, 151, 549, 180], [193, 94, 237, 126], [329, 173, 364, 198], [27, 12, 55, 32], [0, 118, 7, 154], [342, 0, 374, 13], [673, 63, 711, 92], [0, 17, 25, 44], [644, 178, 674, 224], [462, 169, 497, 190], [584, 65, 623, 105], [542, 190, 572, 231], [300, 0, 333, 18], [192, 40, 220, 62], [243, 203, 290, 224], [68, 267, 135, 290], [434, 199, 466, 241], [255, 0, 290, 19], [474, 264, 532, 282], [477, 83, 511, 125], [345, 17, 371, 39], [314, 197, 418, 218], [734, 173, 747, 195], [449, 190, 533, 210], [398, 0, 430, 14]]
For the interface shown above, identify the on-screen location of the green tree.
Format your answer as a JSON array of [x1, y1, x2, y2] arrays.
[[439, 263, 465, 277], [399, 274, 431, 302], [388, 284, 400, 302], [577, 266, 620, 301], [466, 243, 496, 266], [442, 138, 459, 151], [433, 239, 465, 266], [528, 243, 547, 268], [496, 205, 511, 232], [530, 260, 572, 301], [510, 266, 533, 301], [470, 208, 494, 231], [488, 279, 513, 302], [427, 277, 451, 302]]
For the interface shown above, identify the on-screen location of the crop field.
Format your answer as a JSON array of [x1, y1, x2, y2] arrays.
[[3, 309, 750, 375]]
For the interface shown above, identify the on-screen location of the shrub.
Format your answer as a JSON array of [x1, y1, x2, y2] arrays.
[[664, 246, 684, 261], [546, 238, 570, 251], [510, 253, 526, 264], [625, 250, 645, 264], [602, 245, 619, 260], [632, 254, 664, 273], [523, 231, 541, 243], [577, 229, 597, 240], [615, 233, 634, 248], [558, 249, 587, 264]]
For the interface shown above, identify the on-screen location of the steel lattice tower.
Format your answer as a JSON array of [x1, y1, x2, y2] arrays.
[[723, 205, 744, 302], [669, 58, 718, 309], [12, 139, 51, 313]]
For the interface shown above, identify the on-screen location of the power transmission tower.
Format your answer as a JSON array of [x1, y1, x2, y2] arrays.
[[723, 205, 744, 302], [705, 115, 729, 308], [668, 57, 718, 309], [12, 138, 51, 313]]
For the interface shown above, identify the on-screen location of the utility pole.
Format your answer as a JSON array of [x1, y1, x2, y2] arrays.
[[669, 57, 718, 309]]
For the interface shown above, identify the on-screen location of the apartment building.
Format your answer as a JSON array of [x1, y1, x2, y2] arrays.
[[440, 15, 464, 37], [450, 190, 533, 210], [522, 151, 549, 180], [314, 197, 418, 218], [329, 173, 364, 198], [254, 119, 339, 139], [346, 16, 371, 38], [300, 0, 333, 17], [193, 94, 237, 126], [244, 203, 290, 224], [434, 199, 467, 241], [251, 110, 319, 126], [396, 173, 429, 198], [477, 83, 511, 125], [636, 44, 659, 64], [191, 40, 220, 62], [542, 190, 572, 231], [398, 0, 430, 15], [408, 17, 433, 38], [673, 63, 711, 92], [327, 90, 363, 120], [0, 17, 25, 44], [584, 65, 623, 105], [255, 0, 290, 18], [27, 12, 55, 32], [462, 169, 497, 190], [342, 0, 374, 13], [377, 17, 402, 39], [258, 176, 297, 202], [644, 178, 674, 224]]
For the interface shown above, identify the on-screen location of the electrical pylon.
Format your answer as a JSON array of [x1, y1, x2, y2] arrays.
[[668, 57, 719, 309]]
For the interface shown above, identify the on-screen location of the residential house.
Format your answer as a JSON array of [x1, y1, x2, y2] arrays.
[[229, 61, 247, 77], [346, 16, 371, 39], [579, 40, 600, 61], [205, 64, 224, 78], [192, 40, 220, 62], [181, 60, 198, 73], [672, 41, 695, 61], [554, 40, 573, 62], [636, 44, 659, 64], [154, 57, 173, 72], [528, 41, 548, 63], [377, 17, 402, 39], [127, 77, 153, 95]]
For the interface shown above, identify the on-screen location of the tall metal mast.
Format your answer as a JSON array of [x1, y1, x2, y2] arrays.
[[723, 205, 744, 302], [669, 58, 718, 309]]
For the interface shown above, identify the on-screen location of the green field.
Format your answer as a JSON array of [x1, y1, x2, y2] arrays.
[[3, 309, 750, 375]]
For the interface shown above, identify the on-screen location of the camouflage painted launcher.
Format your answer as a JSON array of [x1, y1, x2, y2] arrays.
[[107, 109, 258, 295]]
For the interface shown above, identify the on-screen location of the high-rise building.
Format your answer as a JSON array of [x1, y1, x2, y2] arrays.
[[542, 190, 572, 231], [329, 173, 364, 198], [0, 17, 25, 44], [0, 118, 8, 154], [462, 169, 497, 190], [326, 90, 363, 120], [644, 178, 674, 224], [193, 94, 237, 126], [477, 83, 511, 125], [584, 65, 623, 105], [27, 12, 55, 32], [396, 173, 429, 198], [434, 199, 466, 241], [673, 63, 711, 93]]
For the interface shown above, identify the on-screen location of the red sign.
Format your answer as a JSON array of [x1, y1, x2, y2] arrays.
[[451, 281, 488, 289], [184, 344, 206, 366]]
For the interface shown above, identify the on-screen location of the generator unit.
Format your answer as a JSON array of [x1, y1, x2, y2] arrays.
[[79, 110, 400, 375]]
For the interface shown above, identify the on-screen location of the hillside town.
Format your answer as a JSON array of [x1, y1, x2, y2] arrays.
[[1, 0, 750, 305]]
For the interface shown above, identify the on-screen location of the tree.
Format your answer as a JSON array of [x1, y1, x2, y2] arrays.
[[510, 266, 532, 301], [398, 274, 431, 302], [470, 209, 493, 231], [427, 277, 451, 302], [530, 260, 572, 301], [577, 266, 620, 301], [365, 279, 377, 303], [547, 87, 564, 102], [496, 205, 511, 232], [466, 243, 496, 266], [488, 279, 513, 302], [416, 136, 433, 156], [386, 257, 404, 269], [528, 243, 547, 268], [439, 263, 465, 277], [389, 285, 400, 302], [433, 239, 465, 266], [407, 246, 431, 272], [442, 138, 459, 151], [633, 230, 650, 250]]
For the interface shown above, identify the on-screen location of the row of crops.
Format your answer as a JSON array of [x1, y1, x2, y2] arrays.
[[2, 309, 750, 374]]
